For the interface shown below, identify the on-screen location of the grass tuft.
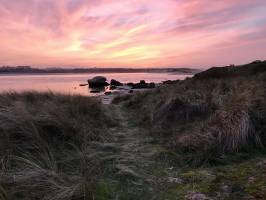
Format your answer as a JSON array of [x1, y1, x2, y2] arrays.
[[0, 91, 114, 199]]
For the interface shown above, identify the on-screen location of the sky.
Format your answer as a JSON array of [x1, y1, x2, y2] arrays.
[[0, 0, 266, 68]]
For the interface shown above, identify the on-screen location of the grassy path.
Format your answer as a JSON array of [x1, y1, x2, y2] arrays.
[[107, 105, 157, 181], [91, 103, 194, 199], [89, 103, 170, 198]]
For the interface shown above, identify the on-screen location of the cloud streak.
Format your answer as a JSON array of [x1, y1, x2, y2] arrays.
[[0, 0, 265, 67]]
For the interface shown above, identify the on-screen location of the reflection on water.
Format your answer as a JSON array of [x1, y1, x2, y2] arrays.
[[90, 86, 107, 93], [0, 73, 192, 96]]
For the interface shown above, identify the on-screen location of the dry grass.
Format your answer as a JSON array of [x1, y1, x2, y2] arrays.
[[0, 185, 8, 200], [175, 108, 261, 156], [207, 109, 257, 152], [0, 91, 112, 145], [123, 64, 266, 161], [0, 91, 115, 199]]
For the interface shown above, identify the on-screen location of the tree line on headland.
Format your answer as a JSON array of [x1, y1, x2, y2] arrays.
[[0, 66, 200, 74]]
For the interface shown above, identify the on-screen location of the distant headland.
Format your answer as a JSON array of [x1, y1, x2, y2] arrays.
[[0, 66, 201, 74]]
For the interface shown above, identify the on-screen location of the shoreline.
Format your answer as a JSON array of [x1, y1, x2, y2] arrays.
[[99, 87, 153, 104], [0, 71, 195, 77]]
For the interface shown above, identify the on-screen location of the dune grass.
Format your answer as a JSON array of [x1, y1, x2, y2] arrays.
[[0, 91, 117, 200], [120, 64, 266, 164]]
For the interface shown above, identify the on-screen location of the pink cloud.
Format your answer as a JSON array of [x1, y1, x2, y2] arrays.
[[0, 0, 265, 68]]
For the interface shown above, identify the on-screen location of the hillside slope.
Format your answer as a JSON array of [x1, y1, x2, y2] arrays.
[[122, 61, 266, 162], [194, 60, 266, 79]]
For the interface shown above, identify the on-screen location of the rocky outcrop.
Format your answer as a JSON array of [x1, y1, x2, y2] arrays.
[[131, 80, 156, 89], [110, 79, 123, 86], [88, 76, 109, 88]]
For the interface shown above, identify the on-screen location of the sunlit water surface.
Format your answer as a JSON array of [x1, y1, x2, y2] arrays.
[[0, 73, 192, 96]]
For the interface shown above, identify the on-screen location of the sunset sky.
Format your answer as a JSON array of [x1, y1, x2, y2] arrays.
[[0, 0, 266, 68]]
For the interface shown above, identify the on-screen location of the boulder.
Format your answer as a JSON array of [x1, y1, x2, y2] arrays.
[[88, 76, 109, 88], [110, 79, 123, 86], [132, 80, 149, 89], [79, 83, 88, 87]]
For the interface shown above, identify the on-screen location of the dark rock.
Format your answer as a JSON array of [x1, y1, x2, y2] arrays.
[[126, 82, 134, 87], [132, 80, 149, 89], [126, 81, 156, 89], [162, 80, 180, 84], [104, 91, 112, 95], [129, 90, 134, 93], [110, 79, 123, 86], [88, 76, 109, 88], [79, 83, 88, 86], [90, 90, 101, 93]]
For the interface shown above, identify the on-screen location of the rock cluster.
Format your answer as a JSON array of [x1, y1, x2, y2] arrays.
[[86, 76, 157, 94]]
